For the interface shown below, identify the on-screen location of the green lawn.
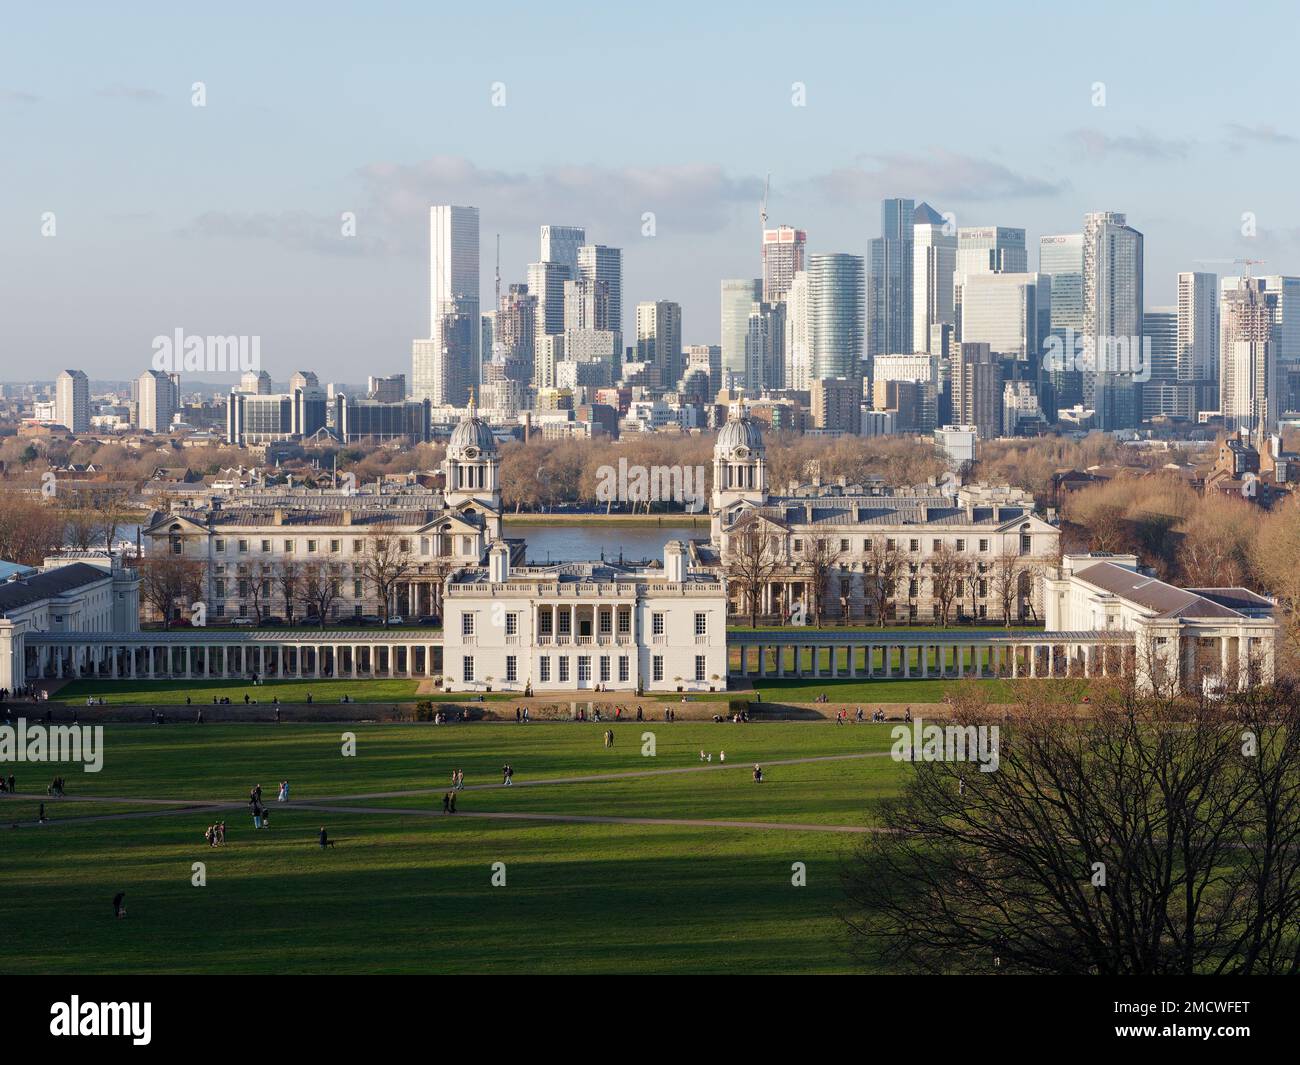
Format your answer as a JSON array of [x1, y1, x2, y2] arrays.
[[1, 722, 906, 973], [56, 678, 440, 705]]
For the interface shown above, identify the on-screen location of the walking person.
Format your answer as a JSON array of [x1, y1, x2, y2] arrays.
[[442, 792, 450, 814]]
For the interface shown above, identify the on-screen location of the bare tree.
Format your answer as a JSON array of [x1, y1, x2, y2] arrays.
[[927, 543, 965, 626], [863, 539, 906, 627], [299, 560, 341, 624], [361, 531, 414, 626], [803, 537, 845, 627], [842, 682, 1300, 974], [276, 559, 301, 623], [725, 513, 782, 628], [139, 556, 204, 629], [989, 548, 1027, 626]]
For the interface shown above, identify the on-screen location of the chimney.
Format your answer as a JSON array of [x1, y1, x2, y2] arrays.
[[342, 509, 352, 526], [489, 541, 510, 583], [664, 540, 687, 583], [273, 508, 284, 526]]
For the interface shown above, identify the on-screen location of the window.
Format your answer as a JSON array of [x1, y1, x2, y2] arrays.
[[956, 539, 966, 552], [558, 657, 570, 683], [793, 538, 803, 553], [618, 656, 629, 683], [260, 540, 271, 552], [840, 539, 850, 552], [539, 612, 553, 636], [652, 655, 664, 683], [599, 656, 610, 683], [932, 538, 942, 551], [558, 611, 571, 636], [598, 611, 612, 635], [461, 613, 475, 636], [886, 538, 897, 551], [909, 539, 920, 552], [330, 539, 340, 553], [505, 656, 517, 683], [1020, 533, 1032, 555], [863, 538, 873, 550], [505, 613, 518, 636], [238, 539, 249, 553], [307, 539, 318, 553], [652, 612, 665, 636], [353, 579, 362, 597], [353, 539, 364, 553], [695, 655, 706, 682], [617, 608, 631, 635], [694, 612, 707, 637], [399, 538, 410, 553], [978, 538, 989, 552], [539, 656, 551, 682], [214, 539, 226, 552], [578, 657, 591, 683], [462, 656, 474, 683], [284, 540, 294, 553]]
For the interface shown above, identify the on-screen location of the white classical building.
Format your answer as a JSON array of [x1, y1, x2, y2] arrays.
[[0, 553, 141, 691], [142, 400, 512, 622], [1043, 554, 1276, 693], [442, 540, 727, 694]]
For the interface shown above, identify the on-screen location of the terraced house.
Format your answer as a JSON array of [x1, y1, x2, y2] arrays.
[[704, 407, 1060, 623]]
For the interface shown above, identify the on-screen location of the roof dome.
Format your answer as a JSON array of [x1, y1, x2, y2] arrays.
[[715, 408, 765, 456], [448, 391, 498, 457]]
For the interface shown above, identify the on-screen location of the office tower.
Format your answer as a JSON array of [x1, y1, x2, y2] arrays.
[[912, 203, 956, 353], [1174, 271, 1219, 417], [413, 205, 480, 404], [1140, 308, 1179, 419], [527, 261, 567, 341], [808, 253, 865, 382], [55, 369, 89, 432], [280, 370, 327, 436], [1255, 275, 1300, 410], [1040, 233, 1085, 410], [784, 270, 812, 390], [762, 225, 807, 303], [811, 377, 860, 432], [959, 273, 1045, 363], [867, 197, 914, 363], [576, 244, 623, 345], [540, 225, 585, 279], [952, 342, 1002, 442], [636, 300, 683, 385], [135, 369, 179, 433], [497, 283, 537, 381], [954, 226, 1028, 337], [685, 344, 721, 397], [368, 374, 406, 403], [481, 312, 496, 367], [721, 279, 761, 389], [564, 278, 613, 333], [745, 300, 785, 393], [1220, 276, 1279, 436], [1082, 211, 1144, 430], [872, 352, 940, 431], [1002, 380, 1044, 435], [240, 370, 272, 394], [534, 334, 565, 390]]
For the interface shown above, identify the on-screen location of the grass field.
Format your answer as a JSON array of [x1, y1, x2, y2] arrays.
[[1, 722, 904, 973]]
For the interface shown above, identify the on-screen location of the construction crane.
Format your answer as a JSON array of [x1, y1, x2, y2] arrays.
[[1193, 257, 1267, 285], [760, 172, 770, 231]]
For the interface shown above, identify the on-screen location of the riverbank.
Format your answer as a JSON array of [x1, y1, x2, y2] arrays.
[[504, 513, 709, 528]]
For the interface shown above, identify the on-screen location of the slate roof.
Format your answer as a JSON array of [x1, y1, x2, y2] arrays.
[[1073, 562, 1249, 620], [0, 563, 108, 615]]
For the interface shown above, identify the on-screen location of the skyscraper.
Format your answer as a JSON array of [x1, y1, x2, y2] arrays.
[[413, 205, 480, 405], [55, 369, 89, 433], [576, 244, 623, 347], [1040, 233, 1085, 410], [959, 273, 1045, 364], [135, 369, 178, 433], [761, 225, 807, 303], [954, 226, 1028, 342], [497, 283, 537, 382], [809, 253, 865, 383], [721, 279, 761, 390], [636, 301, 683, 385], [784, 270, 812, 390], [540, 225, 585, 279], [1140, 308, 1179, 420], [952, 342, 1002, 443], [912, 203, 955, 353], [868, 198, 914, 364], [1220, 276, 1279, 437], [1176, 271, 1219, 418], [1082, 211, 1144, 430]]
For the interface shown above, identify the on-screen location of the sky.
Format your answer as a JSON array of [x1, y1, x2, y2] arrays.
[[2, 0, 1299, 384]]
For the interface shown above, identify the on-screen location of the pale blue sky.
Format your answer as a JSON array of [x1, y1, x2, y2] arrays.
[[2, 0, 1297, 381]]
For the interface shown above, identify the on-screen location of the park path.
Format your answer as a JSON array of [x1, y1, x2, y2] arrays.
[[3, 749, 891, 832]]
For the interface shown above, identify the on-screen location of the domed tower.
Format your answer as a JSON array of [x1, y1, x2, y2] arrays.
[[711, 402, 768, 526], [443, 391, 501, 521]]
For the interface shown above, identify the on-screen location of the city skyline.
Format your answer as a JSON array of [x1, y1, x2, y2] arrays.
[[4, 2, 1300, 380]]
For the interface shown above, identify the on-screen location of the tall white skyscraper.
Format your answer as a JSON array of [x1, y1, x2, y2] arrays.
[[953, 226, 1027, 340], [1082, 211, 1143, 429], [636, 300, 683, 385], [1220, 276, 1279, 436], [868, 198, 915, 362], [55, 369, 89, 432], [413, 205, 480, 405], [784, 270, 812, 390], [135, 370, 178, 433], [540, 225, 585, 279], [960, 273, 1045, 363], [912, 204, 956, 353], [576, 245, 623, 346], [761, 225, 807, 303], [1040, 233, 1084, 409]]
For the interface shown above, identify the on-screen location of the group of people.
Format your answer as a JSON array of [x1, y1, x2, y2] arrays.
[[449, 768, 465, 790], [0, 774, 16, 793], [603, 729, 615, 748], [203, 821, 227, 846], [699, 749, 726, 763], [248, 783, 272, 829], [45, 776, 67, 797], [514, 706, 531, 723], [501, 763, 515, 786], [441, 791, 458, 813]]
